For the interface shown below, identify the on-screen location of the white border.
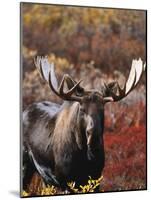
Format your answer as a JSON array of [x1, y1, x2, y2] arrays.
[[0, 0, 150, 199]]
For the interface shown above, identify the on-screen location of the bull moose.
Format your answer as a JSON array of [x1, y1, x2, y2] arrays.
[[22, 56, 145, 191]]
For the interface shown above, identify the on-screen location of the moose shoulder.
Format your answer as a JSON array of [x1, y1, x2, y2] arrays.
[[22, 57, 145, 191]]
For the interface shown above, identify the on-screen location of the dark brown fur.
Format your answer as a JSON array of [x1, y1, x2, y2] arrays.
[[23, 94, 105, 190]]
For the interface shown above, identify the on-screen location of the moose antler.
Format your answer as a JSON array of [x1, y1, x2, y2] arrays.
[[34, 56, 145, 103], [34, 56, 83, 102], [104, 58, 146, 102]]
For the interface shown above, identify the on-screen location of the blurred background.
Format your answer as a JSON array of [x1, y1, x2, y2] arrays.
[[22, 3, 146, 194]]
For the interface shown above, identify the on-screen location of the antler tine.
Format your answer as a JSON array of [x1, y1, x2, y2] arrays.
[[35, 56, 83, 102], [34, 56, 55, 83], [58, 74, 66, 95], [34, 56, 42, 77], [125, 58, 144, 96], [49, 71, 83, 102], [35, 56, 61, 96], [48, 71, 63, 97], [104, 58, 145, 102], [65, 79, 83, 96], [58, 75, 83, 96]]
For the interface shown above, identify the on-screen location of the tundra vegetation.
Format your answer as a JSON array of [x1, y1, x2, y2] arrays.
[[22, 3, 146, 197]]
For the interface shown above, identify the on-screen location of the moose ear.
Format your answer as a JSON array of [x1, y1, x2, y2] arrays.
[[102, 82, 118, 103], [104, 82, 119, 96]]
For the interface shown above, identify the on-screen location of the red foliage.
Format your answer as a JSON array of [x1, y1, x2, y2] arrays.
[[101, 123, 146, 191]]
